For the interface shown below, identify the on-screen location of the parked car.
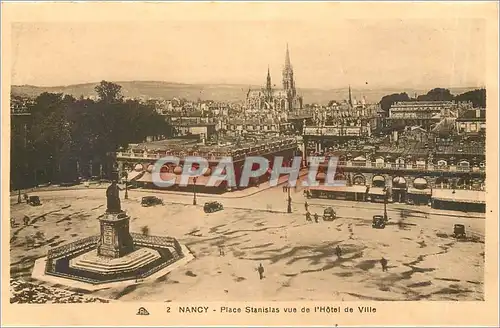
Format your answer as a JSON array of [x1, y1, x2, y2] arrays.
[[204, 201, 224, 213], [28, 196, 41, 206], [323, 207, 337, 221], [453, 224, 466, 239], [372, 215, 386, 229], [141, 196, 163, 207]]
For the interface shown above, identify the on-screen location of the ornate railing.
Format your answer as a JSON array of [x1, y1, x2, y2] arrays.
[[46, 235, 100, 260], [130, 233, 182, 253]]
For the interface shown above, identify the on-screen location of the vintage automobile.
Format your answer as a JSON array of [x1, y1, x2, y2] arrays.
[[323, 207, 337, 221], [28, 196, 42, 206], [372, 215, 386, 229], [204, 201, 224, 213], [141, 196, 164, 207], [453, 224, 466, 239]]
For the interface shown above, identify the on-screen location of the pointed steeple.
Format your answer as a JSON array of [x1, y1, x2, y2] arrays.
[[285, 43, 291, 68], [348, 85, 353, 107], [266, 65, 272, 91]]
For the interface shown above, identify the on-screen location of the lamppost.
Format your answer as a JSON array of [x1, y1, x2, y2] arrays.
[[287, 185, 292, 213], [193, 177, 197, 205], [17, 189, 22, 204], [383, 186, 388, 221], [124, 172, 129, 200]]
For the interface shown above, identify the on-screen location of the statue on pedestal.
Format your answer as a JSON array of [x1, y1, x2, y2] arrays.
[[99, 180, 134, 258], [106, 181, 122, 214]]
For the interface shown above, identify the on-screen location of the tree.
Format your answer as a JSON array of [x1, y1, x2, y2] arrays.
[[416, 88, 454, 101], [95, 80, 123, 103], [455, 88, 486, 108], [13, 82, 174, 187], [379, 92, 410, 114]]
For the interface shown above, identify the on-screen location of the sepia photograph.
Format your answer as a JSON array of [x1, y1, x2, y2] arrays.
[[2, 2, 499, 327]]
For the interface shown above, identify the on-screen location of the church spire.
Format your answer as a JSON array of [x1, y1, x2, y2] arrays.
[[266, 65, 272, 90], [348, 85, 353, 107], [285, 43, 291, 68]]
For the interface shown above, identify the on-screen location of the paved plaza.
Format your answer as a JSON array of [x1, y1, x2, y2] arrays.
[[10, 186, 484, 302]]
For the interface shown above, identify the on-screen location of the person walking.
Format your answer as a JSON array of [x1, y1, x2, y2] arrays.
[[380, 257, 388, 272], [335, 245, 342, 258], [314, 213, 319, 223], [257, 263, 265, 280], [304, 201, 309, 212]]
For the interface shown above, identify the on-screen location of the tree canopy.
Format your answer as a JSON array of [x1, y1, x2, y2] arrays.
[[455, 88, 486, 108], [11, 81, 172, 187], [95, 80, 123, 103], [416, 88, 454, 102], [379, 88, 487, 115], [379, 92, 411, 113]]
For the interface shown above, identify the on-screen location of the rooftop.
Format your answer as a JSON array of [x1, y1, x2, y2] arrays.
[[125, 136, 297, 154]]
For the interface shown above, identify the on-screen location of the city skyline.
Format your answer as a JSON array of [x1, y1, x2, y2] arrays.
[[11, 19, 485, 90]]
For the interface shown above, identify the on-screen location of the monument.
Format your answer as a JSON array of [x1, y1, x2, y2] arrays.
[[32, 180, 193, 289], [96, 181, 134, 258]]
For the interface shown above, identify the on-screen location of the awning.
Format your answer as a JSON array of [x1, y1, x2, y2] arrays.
[[372, 175, 385, 182], [173, 175, 224, 187], [413, 178, 428, 188], [316, 172, 326, 180], [309, 185, 367, 194], [393, 176, 407, 185], [158, 172, 177, 184], [136, 171, 153, 183], [353, 156, 366, 161], [407, 188, 431, 195], [432, 189, 485, 204], [127, 170, 144, 181], [134, 163, 144, 171], [369, 187, 386, 196]]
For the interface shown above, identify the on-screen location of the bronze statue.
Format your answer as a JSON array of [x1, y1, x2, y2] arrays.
[[106, 181, 122, 213]]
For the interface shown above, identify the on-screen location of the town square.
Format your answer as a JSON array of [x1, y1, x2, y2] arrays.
[[7, 9, 489, 306]]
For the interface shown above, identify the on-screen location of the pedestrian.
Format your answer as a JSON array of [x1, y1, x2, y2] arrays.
[[314, 213, 319, 223], [23, 215, 30, 226], [305, 211, 311, 221], [335, 245, 342, 258], [380, 257, 388, 272], [219, 245, 225, 256], [304, 201, 309, 212], [257, 263, 265, 280], [10, 217, 16, 228]]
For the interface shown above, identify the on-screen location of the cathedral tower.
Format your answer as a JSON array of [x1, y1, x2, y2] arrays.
[[266, 65, 272, 91], [282, 43, 296, 98], [283, 43, 298, 110]]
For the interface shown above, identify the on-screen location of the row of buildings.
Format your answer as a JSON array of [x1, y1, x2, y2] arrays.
[[11, 45, 487, 212]]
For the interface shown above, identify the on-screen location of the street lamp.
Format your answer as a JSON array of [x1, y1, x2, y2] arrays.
[[17, 189, 22, 204], [193, 177, 197, 205], [383, 186, 388, 221], [124, 172, 129, 200], [287, 185, 292, 213]]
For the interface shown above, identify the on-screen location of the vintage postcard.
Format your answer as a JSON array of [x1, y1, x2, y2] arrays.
[[1, 1, 499, 327]]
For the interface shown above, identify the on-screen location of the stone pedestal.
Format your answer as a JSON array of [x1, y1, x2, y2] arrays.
[[97, 211, 134, 258]]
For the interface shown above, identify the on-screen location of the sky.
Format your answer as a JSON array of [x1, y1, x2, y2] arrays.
[[11, 19, 486, 90]]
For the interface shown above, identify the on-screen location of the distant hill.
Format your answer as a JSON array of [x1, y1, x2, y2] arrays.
[[11, 81, 479, 105]]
